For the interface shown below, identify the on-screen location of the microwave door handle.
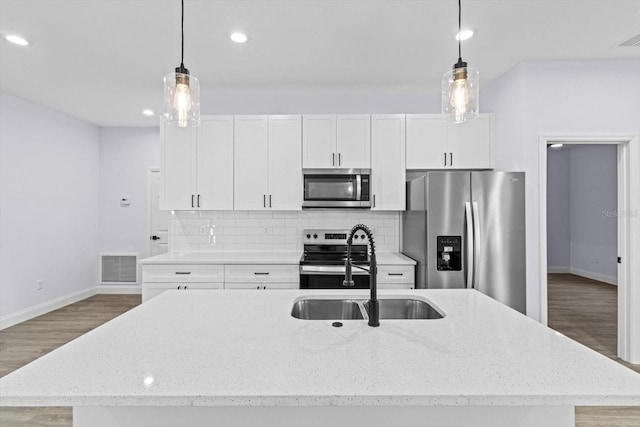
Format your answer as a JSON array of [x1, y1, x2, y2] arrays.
[[356, 175, 362, 201]]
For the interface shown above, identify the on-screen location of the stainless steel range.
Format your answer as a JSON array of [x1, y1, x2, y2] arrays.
[[299, 229, 371, 289]]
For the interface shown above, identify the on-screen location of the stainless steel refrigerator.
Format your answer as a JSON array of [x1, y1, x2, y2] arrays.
[[402, 172, 526, 313]]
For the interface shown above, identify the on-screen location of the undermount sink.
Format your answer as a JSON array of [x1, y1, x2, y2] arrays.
[[291, 299, 364, 320], [291, 296, 444, 320]]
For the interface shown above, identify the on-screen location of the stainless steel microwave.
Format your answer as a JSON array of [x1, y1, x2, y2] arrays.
[[302, 169, 371, 208]]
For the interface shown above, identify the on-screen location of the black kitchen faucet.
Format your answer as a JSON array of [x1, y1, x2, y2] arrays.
[[343, 224, 379, 327]]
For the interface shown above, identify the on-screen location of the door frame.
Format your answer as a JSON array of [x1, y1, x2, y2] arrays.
[[147, 168, 171, 257], [538, 134, 640, 364]]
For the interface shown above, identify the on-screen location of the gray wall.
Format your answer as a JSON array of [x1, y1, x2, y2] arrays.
[[547, 145, 618, 284]]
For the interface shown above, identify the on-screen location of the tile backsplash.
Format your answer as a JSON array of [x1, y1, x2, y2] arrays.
[[171, 210, 400, 253]]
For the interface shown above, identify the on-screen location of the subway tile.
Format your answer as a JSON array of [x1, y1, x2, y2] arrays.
[[272, 227, 298, 236], [260, 235, 285, 244], [235, 219, 261, 227], [272, 211, 299, 219], [248, 211, 273, 219], [260, 219, 286, 227]]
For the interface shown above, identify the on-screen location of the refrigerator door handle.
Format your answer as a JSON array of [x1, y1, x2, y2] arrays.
[[465, 202, 474, 288], [472, 201, 481, 288]]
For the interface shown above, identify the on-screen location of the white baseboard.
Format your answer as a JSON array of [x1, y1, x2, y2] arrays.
[[97, 284, 141, 295], [547, 266, 617, 286], [547, 267, 570, 274], [0, 287, 97, 330]]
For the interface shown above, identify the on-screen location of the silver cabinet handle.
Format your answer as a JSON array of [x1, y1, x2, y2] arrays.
[[338, 153, 341, 166], [332, 153, 335, 166], [254, 272, 270, 275], [444, 152, 447, 166], [388, 273, 404, 276], [197, 194, 201, 208], [263, 194, 266, 208], [450, 152, 453, 166], [191, 194, 195, 208], [175, 272, 191, 275], [269, 194, 272, 208], [373, 194, 376, 208]]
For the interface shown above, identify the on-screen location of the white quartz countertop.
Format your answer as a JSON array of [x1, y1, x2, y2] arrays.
[[1, 289, 639, 408], [138, 251, 416, 266]]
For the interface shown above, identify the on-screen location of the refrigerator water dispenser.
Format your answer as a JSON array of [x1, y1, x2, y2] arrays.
[[436, 236, 461, 271]]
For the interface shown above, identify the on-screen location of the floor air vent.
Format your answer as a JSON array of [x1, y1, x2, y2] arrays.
[[101, 254, 137, 284]]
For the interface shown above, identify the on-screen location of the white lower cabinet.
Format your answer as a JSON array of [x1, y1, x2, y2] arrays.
[[377, 265, 415, 289], [224, 265, 299, 290], [142, 265, 225, 302]]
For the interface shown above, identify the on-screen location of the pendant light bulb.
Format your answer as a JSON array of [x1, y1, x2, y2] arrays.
[[442, 0, 479, 124], [163, 0, 200, 128]]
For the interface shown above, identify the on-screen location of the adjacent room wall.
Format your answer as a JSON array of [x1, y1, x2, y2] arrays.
[[0, 91, 100, 326], [547, 145, 618, 284], [546, 147, 570, 270], [482, 58, 640, 320], [98, 127, 159, 284]]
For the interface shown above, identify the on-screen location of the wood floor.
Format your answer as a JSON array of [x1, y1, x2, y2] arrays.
[[1, 277, 639, 426], [548, 274, 640, 426]]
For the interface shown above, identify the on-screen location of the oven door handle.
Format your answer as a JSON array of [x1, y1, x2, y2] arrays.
[[299, 265, 369, 275]]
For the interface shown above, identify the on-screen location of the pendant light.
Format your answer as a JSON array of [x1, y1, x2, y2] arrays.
[[442, 0, 479, 124], [163, 0, 200, 128]]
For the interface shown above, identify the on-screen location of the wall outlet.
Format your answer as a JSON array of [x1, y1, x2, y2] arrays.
[[37, 279, 44, 291]]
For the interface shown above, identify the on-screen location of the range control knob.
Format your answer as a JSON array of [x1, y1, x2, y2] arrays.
[[313, 234, 318, 239], [306, 234, 311, 239], [354, 235, 359, 239]]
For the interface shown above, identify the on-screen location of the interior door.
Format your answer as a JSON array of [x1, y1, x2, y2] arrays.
[[148, 170, 169, 256]]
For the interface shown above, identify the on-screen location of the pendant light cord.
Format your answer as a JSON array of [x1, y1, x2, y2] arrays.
[[458, 0, 462, 61], [181, 0, 185, 68]]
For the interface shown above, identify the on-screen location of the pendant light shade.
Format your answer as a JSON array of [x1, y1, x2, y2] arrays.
[[442, 0, 479, 124], [163, 0, 200, 128]]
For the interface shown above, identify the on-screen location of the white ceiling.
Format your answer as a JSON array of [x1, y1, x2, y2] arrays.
[[1, 0, 638, 127]]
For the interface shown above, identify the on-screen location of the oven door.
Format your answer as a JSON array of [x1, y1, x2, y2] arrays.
[[299, 265, 370, 289], [302, 171, 370, 208]]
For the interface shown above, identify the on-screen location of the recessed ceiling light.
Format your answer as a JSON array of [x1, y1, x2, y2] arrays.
[[142, 109, 155, 117], [5, 34, 30, 46], [230, 32, 248, 43], [455, 30, 474, 41]]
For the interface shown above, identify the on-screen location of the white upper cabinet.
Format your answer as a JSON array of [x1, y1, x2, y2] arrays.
[[336, 115, 371, 168], [160, 117, 233, 210], [234, 115, 302, 210], [302, 115, 336, 169], [197, 117, 234, 210], [371, 115, 406, 210], [445, 115, 493, 169], [268, 115, 303, 210], [303, 115, 370, 169], [234, 116, 269, 210], [405, 113, 493, 170]]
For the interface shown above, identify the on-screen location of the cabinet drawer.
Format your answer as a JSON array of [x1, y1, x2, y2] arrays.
[[142, 265, 224, 283], [224, 265, 298, 283], [377, 265, 415, 284], [142, 282, 224, 302]]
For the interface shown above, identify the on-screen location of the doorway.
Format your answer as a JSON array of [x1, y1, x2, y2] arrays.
[[546, 144, 618, 358], [147, 169, 169, 257], [538, 135, 640, 364]]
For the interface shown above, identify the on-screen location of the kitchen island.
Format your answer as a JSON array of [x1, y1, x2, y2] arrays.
[[1, 289, 639, 427]]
